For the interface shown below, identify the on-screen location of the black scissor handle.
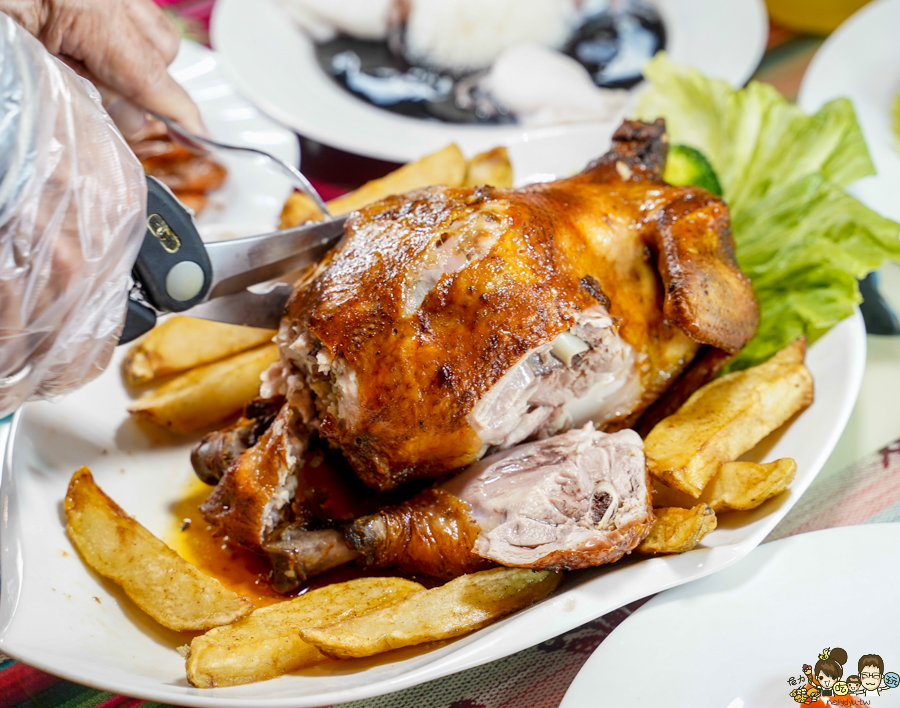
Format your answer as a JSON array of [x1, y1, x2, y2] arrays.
[[136, 176, 212, 311], [119, 177, 213, 344]]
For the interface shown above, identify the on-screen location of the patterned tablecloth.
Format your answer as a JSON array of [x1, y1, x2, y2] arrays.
[[3, 6, 897, 708]]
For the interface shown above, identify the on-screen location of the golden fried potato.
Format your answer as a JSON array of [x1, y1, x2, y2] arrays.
[[280, 144, 467, 228], [300, 567, 562, 659], [701, 458, 797, 512], [122, 316, 275, 386], [645, 338, 813, 497], [637, 505, 717, 554], [65, 467, 253, 631], [186, 577, 424, 687], [652, 457, 798, 512], [280, 191, 326, 229], [128, 343, 277, 434], [463, 147, 514, 188]]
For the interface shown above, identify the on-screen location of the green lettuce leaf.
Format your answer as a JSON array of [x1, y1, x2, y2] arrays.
[[636, 53, 900, 371]]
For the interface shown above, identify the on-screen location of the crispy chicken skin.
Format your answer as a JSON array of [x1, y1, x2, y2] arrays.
[[275, 119, 757, 491], [199, 402, 307, 551], [191, 396, 285, 485], [346, 488, 494, 579]]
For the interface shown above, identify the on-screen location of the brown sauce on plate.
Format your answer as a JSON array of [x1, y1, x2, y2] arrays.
[[167, 449, 439, 606]]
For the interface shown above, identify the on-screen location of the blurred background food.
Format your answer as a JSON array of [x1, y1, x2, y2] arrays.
[[765, 0, 870, 33], [129, 118, 228, 214], [282, 0, 662, 126]]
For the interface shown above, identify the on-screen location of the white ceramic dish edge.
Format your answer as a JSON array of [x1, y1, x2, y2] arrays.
[[560, 524, 900, 708]]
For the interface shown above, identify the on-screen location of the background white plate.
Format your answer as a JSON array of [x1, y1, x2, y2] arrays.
[[171, 40, 299, 239], [560, 524, 900, 707], [210, 0, 767, 162], [799, 0, 900, 224], [0, 133, 864, 706], [797, 0, 900, 483]]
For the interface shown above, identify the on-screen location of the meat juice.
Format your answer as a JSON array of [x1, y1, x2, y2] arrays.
[[167, 444, 439, 606], [168, 476, 284, 607]]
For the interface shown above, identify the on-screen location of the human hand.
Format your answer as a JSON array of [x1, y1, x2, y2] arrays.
[[1, 0, 204, 138], [0, 13, 147, 415]]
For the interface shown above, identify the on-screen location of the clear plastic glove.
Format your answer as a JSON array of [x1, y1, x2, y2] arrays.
[[2, 0, 204, 138], [0, 12, 146, 417]]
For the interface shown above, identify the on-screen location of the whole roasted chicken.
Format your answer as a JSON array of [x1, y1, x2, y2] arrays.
[[194, 118, 758, 587], [272, 118, 755, 490]]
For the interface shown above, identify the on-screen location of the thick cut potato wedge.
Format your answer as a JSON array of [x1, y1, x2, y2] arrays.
[[463, 147, 514, 188], [65, 467, 253, 631], [123, 316, 275, 386], [280, 144, 467, 228], [300, 567, 562, 660], [186, 577, 424, 688], [701, 458, 797, 512], [645, 338, 813, 497], [128, 343, 277, 434], [652, 457, 798, 513], [637, 505, 717, 554]]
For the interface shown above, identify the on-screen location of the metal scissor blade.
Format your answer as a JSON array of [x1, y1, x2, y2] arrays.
[[204, 215, 347, 300], [184, 283, 294, 329]]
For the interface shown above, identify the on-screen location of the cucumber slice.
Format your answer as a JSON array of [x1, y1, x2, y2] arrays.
[[663, 144, 723, 196]]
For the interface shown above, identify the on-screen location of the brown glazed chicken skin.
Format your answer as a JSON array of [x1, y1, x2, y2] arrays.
[[275, 119, 758, 491]]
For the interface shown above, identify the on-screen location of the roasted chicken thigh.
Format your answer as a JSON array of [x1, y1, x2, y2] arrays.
[[347, 425, 653, 578], [272, 119, 757, 491]]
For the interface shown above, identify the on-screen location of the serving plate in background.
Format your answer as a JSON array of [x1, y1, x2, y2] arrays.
[[0, 131, 863, 707], [797, 0, 900, 476], [210, 0, 767, 162], [799, 0, 900, 223], [560, 524, 900, 707]]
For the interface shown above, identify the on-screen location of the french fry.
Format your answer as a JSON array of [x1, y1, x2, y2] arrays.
[[637, 505, 717, 554], [644, 338, 813, 497], [300, 567, 562, 659], [280, 144, 468, 228], [280, 191, 326, 229], [700, 458, 797, 512], [186, 577, 424, 687], [122, 316, 275, 386], [128, 343, 277, 434], [463, 147, 514, 188], [65, 467, 253, 631]]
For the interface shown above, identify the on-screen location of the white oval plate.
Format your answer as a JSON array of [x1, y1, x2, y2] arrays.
[[560, 523, 900, 707], [0, 133, 863, 706], [210, 0, 767, 162], [798, 0, 900, 223], [170, 40, 299, 239]]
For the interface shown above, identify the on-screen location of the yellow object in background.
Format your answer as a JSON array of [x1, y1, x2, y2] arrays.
[[766, 0, 871, 34]]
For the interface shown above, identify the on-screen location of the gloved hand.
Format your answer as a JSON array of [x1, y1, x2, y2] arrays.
[[0, 12, 146, 417], [1, 0, 204, 138]]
